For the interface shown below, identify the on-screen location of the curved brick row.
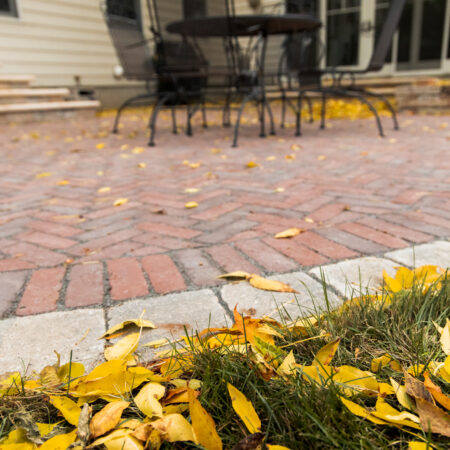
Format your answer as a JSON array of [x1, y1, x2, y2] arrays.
[[0, 110, 449, 317]]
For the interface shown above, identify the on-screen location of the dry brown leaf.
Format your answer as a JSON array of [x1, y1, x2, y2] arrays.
[[89, 401, 130, 438], [415, 397, 450, 437], [248, 275, 298, 293], [274, 228, 304, 239], [405, 373, 434, 403]]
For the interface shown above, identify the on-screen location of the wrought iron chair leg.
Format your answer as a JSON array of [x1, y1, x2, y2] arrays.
[[232, 91, 258, 148], [202, 101, 208, 128], [223, 91, 232, 127], [320, 92, 326, 130], [265, 98, 276, 135], [171, 106, 178, 134], [340, 90, 385, 137], [186, 104, 193, 137], [363, 90, 399, 131], [281, 93, 286, 129], [295, 92, 303, 137], [112, 93, 154, 134], [148, 94, 172, 147], [259, 97, 266, 138], [305, 96, 314, 123]]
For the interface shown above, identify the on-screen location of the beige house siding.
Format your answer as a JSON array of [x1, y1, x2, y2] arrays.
[[0, 0, 131, 87], [0, 0, 279, 88]]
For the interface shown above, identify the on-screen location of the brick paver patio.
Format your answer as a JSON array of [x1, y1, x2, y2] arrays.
[[0, 109, 449, 318]]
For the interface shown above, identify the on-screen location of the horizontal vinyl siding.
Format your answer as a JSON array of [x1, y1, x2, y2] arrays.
[[0, 0, 134, 87]]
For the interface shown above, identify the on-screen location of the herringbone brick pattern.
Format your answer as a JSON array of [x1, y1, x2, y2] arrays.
[[0, 110, 449, 317]]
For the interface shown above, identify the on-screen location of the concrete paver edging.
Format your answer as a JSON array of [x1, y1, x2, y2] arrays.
[[0, 240, 448, 373]]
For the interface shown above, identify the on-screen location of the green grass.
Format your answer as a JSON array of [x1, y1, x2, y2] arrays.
[[1, 277, 449, 449], [184, 277, 450, 449]]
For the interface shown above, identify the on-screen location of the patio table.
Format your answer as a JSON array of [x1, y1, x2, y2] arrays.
[[167, 14, 321, 146]]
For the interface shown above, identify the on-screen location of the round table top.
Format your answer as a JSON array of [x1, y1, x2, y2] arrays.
[[166, 14, 321, 38]]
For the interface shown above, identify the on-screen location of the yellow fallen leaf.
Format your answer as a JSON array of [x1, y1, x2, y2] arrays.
[[189, 162, 201, 169], [340, 396, 387, 425], [91, 429, 143, 450], [137, 162, 147, 168], [104, 332, 140, 361], [120, 144, 129, 151], [439, 318, 450, 355], [189, 389, 222, 450], [277, 350, 297, 377], [332, 365, 378, 396], [248, 275, 298, 293], [132, 147, 145, 154], [38, 430, 77, 449], [97, 171, 104, 176], [185, 202, 198, 209], [371, 353, 394, 373], [291, 144, 301, 151], [304, 217, 314, 223], [274, 187, 285, 193], [227, 383, 261, 434], [217, 271, 251, 281], [266, 156, 277, 161], [408, 442, 428, 450], [113, 198, 128, 207], [134, 382, 165, 418], [151, 414, 196, 443], [96, 143, 105, 149], [100, 318, 155, 339], [210, 147, 222, 154], [313, 338, 340, 367], [49, 396, 81, 426], [317, 155, 326, 160], [120, 153, 132, 159], [89, 401, 130, 438], [57, 180, 69, 186], [36, 172, 52, 179], [267, 446, 292, 450], [97, 186, 111, 194], [57, 362, 85, 382], [246, 161, 259, 168], [372, 397, 421, 429], [285, 154, 296, 160], [275, 227, 304, 239], [390, 378, 416, 412], [184, 188, 200, 193]]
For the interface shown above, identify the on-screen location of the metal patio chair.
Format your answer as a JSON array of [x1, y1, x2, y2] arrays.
[[294, 0, 406, 137], [102, 0, 165, 134], [147, 0, 236, 145]]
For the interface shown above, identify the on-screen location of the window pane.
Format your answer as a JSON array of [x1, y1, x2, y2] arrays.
[[419, 0, 446, 61], [0, 0, 17, 15], [327, 0, 341, 11], [286, 0, 319, 14], [326, 10, 360, 66], [397, 0, 413, 62]]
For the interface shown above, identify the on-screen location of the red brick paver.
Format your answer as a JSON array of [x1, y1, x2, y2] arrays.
[[0, 111, 449, 316]]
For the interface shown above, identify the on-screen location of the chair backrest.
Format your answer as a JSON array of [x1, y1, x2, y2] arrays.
[[147, 0, 236, 79], [368, 0, 406, 71], [102, 0, 154, 80], [283, 31, 324, 73]]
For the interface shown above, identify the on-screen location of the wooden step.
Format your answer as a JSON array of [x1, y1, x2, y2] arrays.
[[0, 100, 99, 114], [0, 74, 35, 88], [0, 100, 100, 123], [0, 88, 70, 104]]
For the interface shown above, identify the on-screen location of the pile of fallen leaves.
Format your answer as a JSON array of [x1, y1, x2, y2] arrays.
[[0, 265, 449, 449]]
